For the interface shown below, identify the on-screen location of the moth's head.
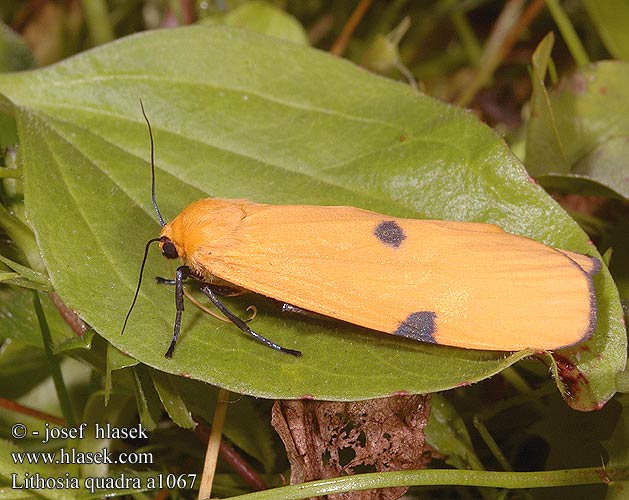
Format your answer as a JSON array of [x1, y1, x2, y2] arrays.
[[159, 235, 179, 260], [158, 219, 186, 261]]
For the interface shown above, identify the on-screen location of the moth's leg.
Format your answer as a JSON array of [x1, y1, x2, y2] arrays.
[[159, 271, 255, 327], [200, 285, 301, 357], [155, 276, 176, 285], [164, 265, 190, 358], [155, 267, 203, 286]]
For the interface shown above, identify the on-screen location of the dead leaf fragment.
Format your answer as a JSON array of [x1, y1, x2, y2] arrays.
[[272, 395, 431, 500]]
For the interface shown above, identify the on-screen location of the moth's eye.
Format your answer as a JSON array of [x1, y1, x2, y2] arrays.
[[161, 240, 179, 259]]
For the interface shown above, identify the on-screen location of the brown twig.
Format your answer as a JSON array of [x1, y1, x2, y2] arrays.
[[499, 0, 546, 63], [179, 0, 195, 25], [330, 0, 373, 56], [12, 0, 46, 31], [308, 14, 334, 46], [457, 0, 546, 107]]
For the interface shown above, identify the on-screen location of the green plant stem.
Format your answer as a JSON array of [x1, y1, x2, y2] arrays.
[[472, 384, 556, 471], [33, 289, 80, 480], [33, 291, 77, 429], [81, 0, 115, 46], [229, 466, 629, 499], [456, 0, 525, 107], [500, 366, 533, 395], [473, 415, 512, 472], [544, 0, 590, 66], [371, 0, 408, 36], [0, 202, 44, 273], [445, 0, 482, 65]]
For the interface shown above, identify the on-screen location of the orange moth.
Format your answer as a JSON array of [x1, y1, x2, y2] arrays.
[[123, 104, 599, 358]]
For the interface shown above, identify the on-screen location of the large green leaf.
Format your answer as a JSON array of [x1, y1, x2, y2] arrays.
[[0, 26, 624, 407], [584, 0, 629, 61], [0, 22, 35, 72], [202, 0, 309, 45], [526, 34, 629, 200], [0, 286, 74, 347]]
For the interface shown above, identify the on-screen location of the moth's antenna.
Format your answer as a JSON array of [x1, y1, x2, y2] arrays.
[[120, 237, 163, 335], [139, 100, 166, 227]]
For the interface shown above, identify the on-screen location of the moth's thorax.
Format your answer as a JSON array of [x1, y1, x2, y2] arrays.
[[159, 197, 256, 267]]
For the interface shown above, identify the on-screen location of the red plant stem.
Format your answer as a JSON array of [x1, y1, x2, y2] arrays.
[[0, 397, 66, 425], [500, 0, 545, 62], [196, 421, 268, 491], [49, 292, 89, 337], [152, 488, 170, 500], [220, 439, 268, 491]]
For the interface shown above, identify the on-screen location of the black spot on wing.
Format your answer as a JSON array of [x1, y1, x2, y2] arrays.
[[374, 220, 406, 248], [394, 312, 437, 343]]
